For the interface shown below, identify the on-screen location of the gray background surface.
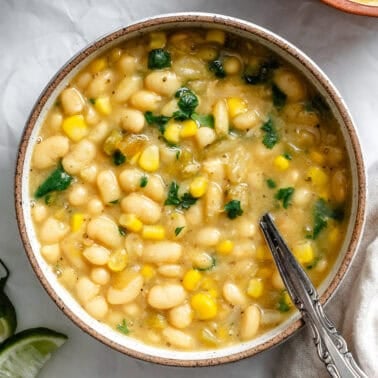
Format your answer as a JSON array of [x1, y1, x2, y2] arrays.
[[1, 0, 377, 376]]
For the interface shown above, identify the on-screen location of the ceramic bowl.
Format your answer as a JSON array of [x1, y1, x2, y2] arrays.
[[321, 0, 378, 16], [15, 13, 366, 366]]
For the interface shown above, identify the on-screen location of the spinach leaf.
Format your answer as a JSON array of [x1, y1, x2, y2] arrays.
[[140, 175, 148, 188], [224, 200, 243, 219], [208, 59, 226, 78], [312, 198, 344, 239], [174, 226, 185, 236], [275, 187, 295, 209], [147, 49, 171, 69], [266, 178, 277, 189], [173, 87, 199, 120], [35, 163, 73, 198], [116, 319, 130, 334], [180, 192, 198, 209], [277, 291, 291, 313], [144, 111, 171, 134], [191, 113, 214, 128], [261, 118, 279, 149], [272, 84, 287, 108], [112, 149, 126, 166]]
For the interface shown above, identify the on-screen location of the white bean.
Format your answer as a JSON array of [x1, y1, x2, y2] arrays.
[[240, 304, 261, 340], [233, 110, 262, 130], [31, 203, 48, 223], [113, 75, 143, 103], [213, 99, 229, 136], [39, 217, 69, 244], [90, 267, 111, 285], [41, 244, 61, 263], [75, 71, 92, 90], [196, 227, 220, 247], [148, 284, 186, 309], [185, 203, 204, 226], [107, 274, 143, 305], [85, 105, 100, 126], [125, 233, 144, 258], [145, 71, 181, 97], [117, 54, 137, 75], [162, 327, 194, 349], [62, 140, 96, 175], [121, 193, 161, 224], [87, 215, 122, 248], [122, 303, 141, 317], [83, 245, 110, 265], [59, 267, 77, 290], [195, 127, 216, 148], [80, 164, 98, 184], [119, 168, 143, 192], [141, 175, 165, 202], [76, 277, 99, 304], [88, 121, 109, 144], [68, 185, 88, 206], [87, 198, 104, 215], [32, 136, 70, 169], [85, 296, 108, 320], [87, 69, 114, 97], [130, 90, 161, 112], [60, 87, 84, 115], [97, 170, 121, 204], [223, 282, 247, 306], [169, 303, 193, 329], [143, 242, 182, 264], [203, 158, 225, 183], [120, 109, 145, 133], [46, 111, 63, 132], [293, 188, 312, 206], [157, 264, 184, 278], [274, 69, 306, 102], [205, 182, 223, 218], [160, 99, 179, 117]]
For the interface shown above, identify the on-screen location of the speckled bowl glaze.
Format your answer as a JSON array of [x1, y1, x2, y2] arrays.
[[15, 13, 366, 367], [321, 0, 378, 16]]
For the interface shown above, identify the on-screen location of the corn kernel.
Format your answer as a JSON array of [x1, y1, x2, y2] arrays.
[[282, 291, 293, 309], [119, 213, 143, 233], [328, 227, 341, 245], [293, 242, 314, 264], [142, 225, 165, 240], [307, 166, 329, 187], [62, 115, 88, 142], [139, 145, 160, 172], [309, 150, 326, 165], [180, 119, 198, 138], [189, 176, 208, 198], [141, 264, 156, 280], [183, 269, 202, 291], [94, 96, 112, 115], [90, 57, 107, 73], [107, 249, 128, 272], [216, 240, 234, 255], [190, 292, 218, 320], [149, 31, 167, 49], [273, 155, 290, 171], [206, 30, 226, 45], [130, 152, 141, 165], [207, 288, 219, 298], [71, 213, 84, 232], [247, 278, 264, 298], [163, 123, 181, 144], [227, 97, 247, 118], [147, 313, 167, 329]]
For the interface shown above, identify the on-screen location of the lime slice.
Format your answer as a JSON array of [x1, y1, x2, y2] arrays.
[[0, 327, 67, 378]]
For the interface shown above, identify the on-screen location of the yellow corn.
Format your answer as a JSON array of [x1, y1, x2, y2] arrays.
[[227, 97, 247, 118], [119, 213, 143, 233], [138, 145, 160, 172], [149, 31, 167, 49], [146, 313, 167, 329], [206, 30, 226, 45], [142, 225, 165, 240], [273, 155, 290, 171], [130, 151, 141, 165], [282, 290, 293, 309], [141, 264, 156, 280], [190, 292, 218, 320], [163, 123, 181, 144], [247, 278, 264, 298], [189, 176, 208, 198], [183, 269, 202, 291], [89, 57, 107, 73], [71, 213, 84, 232], [293, 242, 314, 264], [200, 277, 219, 298], [62, 115, 88, 142], [307, 166, 329, 187], [94, 96, 112, 115], [309, 150, 326, 165], [328, 226, 341, 245], [180, 119, 198, 138], [216, 240, 234, 255], [107, 249, 128, 272]]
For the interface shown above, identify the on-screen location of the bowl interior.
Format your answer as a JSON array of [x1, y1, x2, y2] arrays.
[[15, 13, 366, 366]]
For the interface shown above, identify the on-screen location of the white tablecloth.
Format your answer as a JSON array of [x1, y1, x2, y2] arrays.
[[1, 1, 377, 377]]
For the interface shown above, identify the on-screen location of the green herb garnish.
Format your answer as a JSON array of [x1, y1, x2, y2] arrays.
[[261, 118, 279, 149], [109, 199, 119, 205], [312, 198, 344, 239], [89, 98, 96, 105], [224, 200, 243, 219], [208, 59, 226, 78], [164, 181, 198, 210], [272, 84, 287, 108], [112, 149, 126, 166], [243, 58, 279, 85], [118, 226, 127, 237], [35, 163, 73, 198], [140, 175, 148, 188], [283, 152, 292, 160], [266, 178, 277, 189], [173, 87, 199, 120], [277, 291, 291, 313], [191, 113, 214, 128], [116, 319, 130, 335], [147, 49, 171, 69], [275, 187, 295, 209], [196, 255, 217, 271], [144, 111, 171, 134], [174, 226, 185, 236]]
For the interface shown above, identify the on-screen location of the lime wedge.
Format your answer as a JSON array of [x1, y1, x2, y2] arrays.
[[0, 327, 67, 378]]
